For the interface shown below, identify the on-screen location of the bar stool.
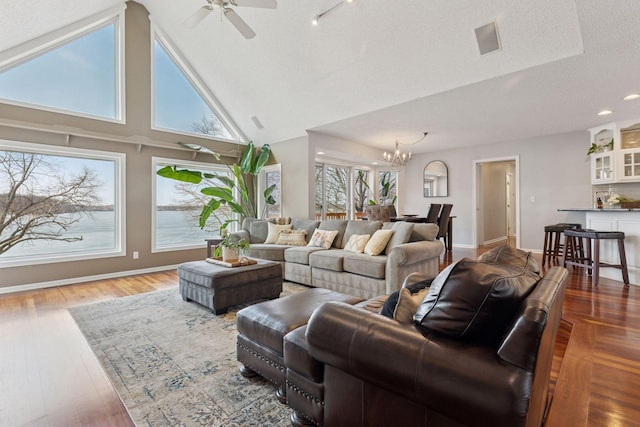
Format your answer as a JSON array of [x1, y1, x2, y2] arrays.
[[542, 223, 582, 266], [562, 229, 630, 285]]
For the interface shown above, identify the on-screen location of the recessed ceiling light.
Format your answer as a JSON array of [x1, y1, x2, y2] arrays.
[[597, 110, 613, 116], [317, 151, 325, 155], [623, 94, 640, 101]]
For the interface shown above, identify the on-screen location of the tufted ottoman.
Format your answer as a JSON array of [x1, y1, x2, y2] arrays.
[[177, 259, 282, 314], [236, 288, 363, 404]]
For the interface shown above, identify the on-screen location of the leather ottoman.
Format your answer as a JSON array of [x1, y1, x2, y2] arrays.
[[236, 288, 363, 403], [177, 259, 282, 314]]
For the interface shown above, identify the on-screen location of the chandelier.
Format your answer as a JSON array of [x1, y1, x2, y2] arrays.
[[382, 132, 428, 170]]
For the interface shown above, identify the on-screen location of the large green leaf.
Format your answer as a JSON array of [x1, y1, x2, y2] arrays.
[[217, 175, 236, 188], [227, 201, 244, 215], [156, 166, 202, 184], [200, 187, 233, 201], [239, 141, 254, 174], [250, 144, 271, 175], [199, 199, 222, 229]]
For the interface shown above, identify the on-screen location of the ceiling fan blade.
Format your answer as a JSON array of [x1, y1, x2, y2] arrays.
[[232, 0, 277, 9], [224, 8, 256, 39], [182, 6, 212, 29]]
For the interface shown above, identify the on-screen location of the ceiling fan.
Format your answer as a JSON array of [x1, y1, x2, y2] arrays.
[[183, 0, 277, 39]]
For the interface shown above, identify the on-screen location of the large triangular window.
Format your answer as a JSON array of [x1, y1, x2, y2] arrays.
[[0, 11, 123, 121], [153, 32, 241, 142]]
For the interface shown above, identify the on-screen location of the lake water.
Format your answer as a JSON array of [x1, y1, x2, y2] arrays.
[[0, 210, 216, 260]]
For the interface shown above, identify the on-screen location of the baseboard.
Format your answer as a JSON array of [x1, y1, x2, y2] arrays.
[[0, 264, 179, 295], [483, 236, 507, 246]]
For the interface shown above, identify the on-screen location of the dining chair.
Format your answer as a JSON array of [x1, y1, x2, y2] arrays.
[[425, 203, 441, 223], [437, 204, 453, 250]]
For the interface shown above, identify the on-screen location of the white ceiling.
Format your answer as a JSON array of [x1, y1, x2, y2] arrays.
[[1, 0, 640, 153]]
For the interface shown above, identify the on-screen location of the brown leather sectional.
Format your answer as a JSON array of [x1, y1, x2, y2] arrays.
[[237, 247, 568, 427]]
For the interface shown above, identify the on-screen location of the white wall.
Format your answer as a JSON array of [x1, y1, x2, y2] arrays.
[[400, 130, 591, 251], [270, 135, 310, 219]]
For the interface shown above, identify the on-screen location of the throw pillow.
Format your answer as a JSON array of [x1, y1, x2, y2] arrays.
[[364, 229, 394, 256], [393, 287, 430, 324], [264, 223, 292, 244], [414, 258, 540, 347], [380, 278, 434, 318], [344, 234, 371, 253], [275, 229, 307, 246], [307, 229, 339, 249], [384, 221, 414, 254]]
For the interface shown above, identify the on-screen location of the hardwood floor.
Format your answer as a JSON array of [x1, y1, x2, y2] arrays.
[[1, 249, 639, 426]]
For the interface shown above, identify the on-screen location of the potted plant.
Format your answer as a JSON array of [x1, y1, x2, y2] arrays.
[[586, 138, 614, 155], [156, 141, 276, 233], [215, 235, 251, 262]]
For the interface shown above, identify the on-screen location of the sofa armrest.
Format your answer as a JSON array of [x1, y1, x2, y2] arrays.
[[306, 302, 530, 426], [230, 230, 250, 242], [385, 240, 443, 293]]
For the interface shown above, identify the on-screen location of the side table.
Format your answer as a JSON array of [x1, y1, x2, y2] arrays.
[[205, 237, 224, 258]]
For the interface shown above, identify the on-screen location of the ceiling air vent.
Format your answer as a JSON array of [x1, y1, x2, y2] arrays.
[[475, 21, 501, 55]]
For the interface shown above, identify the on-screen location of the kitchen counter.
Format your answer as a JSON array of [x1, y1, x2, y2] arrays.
[[558, 208, 640, 212], [557, 209, 639, 285]]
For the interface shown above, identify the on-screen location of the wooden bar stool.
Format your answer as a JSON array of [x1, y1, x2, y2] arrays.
[[542, 223, 582, 266], [562, 229, 630, 285]]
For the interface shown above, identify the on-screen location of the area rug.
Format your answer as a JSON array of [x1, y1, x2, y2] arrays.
[[69, 283, 307, 427]]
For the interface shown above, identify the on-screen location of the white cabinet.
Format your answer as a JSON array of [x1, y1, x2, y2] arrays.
[[589, 124, 616, 184], [616, 121, 640, 181]]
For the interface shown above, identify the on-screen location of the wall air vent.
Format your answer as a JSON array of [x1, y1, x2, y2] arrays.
[[475, 21, 501, 55], [251, 115, 265, 130]]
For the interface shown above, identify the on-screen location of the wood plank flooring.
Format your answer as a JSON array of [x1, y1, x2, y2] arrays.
[[1, 249, 639, 426]]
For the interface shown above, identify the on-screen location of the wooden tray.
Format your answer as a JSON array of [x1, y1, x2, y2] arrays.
[[206, 257, 257, 268], [620, 202, 640, 208]]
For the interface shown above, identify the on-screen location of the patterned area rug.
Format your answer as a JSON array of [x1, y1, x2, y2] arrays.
[[69, 282, 307, 427]]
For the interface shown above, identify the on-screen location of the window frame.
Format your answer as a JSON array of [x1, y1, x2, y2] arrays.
[[152, 156, 235, 253], [0, 139, 126, 268], [0, 5, 126, 123], [150, 23, 246, 144], [258, 164, 282, 219]]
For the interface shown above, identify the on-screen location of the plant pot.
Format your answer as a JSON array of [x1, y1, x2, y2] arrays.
[[221, 246, 240, 262]]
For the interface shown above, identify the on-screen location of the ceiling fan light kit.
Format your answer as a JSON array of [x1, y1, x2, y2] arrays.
[[183, 0, 277, 39]]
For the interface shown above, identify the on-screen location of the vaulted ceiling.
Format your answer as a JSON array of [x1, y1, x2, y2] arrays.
[[1, 0, 640, 153]]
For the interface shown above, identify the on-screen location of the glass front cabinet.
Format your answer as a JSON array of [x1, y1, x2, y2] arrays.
[[589, 124, 616, 184], [617, 121, 640, 181]]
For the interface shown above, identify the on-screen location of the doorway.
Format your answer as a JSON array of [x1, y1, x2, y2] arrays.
[[472, 157, 519, 248]]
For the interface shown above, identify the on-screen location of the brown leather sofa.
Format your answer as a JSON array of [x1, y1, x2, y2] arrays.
[[302, 265, 568, 427]]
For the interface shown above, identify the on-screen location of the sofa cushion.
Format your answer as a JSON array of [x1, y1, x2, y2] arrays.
[[318, 220, 348, 248], [384, 221, 414, 254], [344, 234, 371, 253], [308, 229, 339, 249], [364, 229, 394, 256], [284, 246, 326, 265], [343, 253, 387, 279], [410, 223, 439, 242], [291, 218, 321, 243], [476, 245, 540, 274], [393, 287, 430, 324], [275, 229, 307, 246], [342, 220, 382, 248], [309, 250, 349, 272], [414, 258, 540, 346], [265, 223, 292, 244], [244, 218, 269, 243]]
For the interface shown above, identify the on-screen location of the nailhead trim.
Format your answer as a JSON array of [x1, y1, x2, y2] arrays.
[[237, 341, 285, 386], [286, 379, 324, 406]]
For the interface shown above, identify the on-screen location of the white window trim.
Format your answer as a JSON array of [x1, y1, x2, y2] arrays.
[[0, 140, 126, 268], [149, 22, 247, 144], [0, 4, 127, 123], [152, 156, 234, 253], [258, 164, 282, 218]]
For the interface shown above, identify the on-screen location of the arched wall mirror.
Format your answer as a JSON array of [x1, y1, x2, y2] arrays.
[[423, 161, 448, 197]]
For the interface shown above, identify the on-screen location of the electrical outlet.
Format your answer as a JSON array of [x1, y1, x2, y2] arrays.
[[133, 251, 139, 259]]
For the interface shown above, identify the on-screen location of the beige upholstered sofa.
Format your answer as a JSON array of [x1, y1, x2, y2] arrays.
[[231, 218, 444, 299]]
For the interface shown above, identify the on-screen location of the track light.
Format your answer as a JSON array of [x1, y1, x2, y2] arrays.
[[312, 0, 353, 26]]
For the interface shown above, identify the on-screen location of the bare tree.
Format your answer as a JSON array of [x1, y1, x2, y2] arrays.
[[353, 170, 370, 213], [0, 151, 101, 255], [191, 114, 229, 138]]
